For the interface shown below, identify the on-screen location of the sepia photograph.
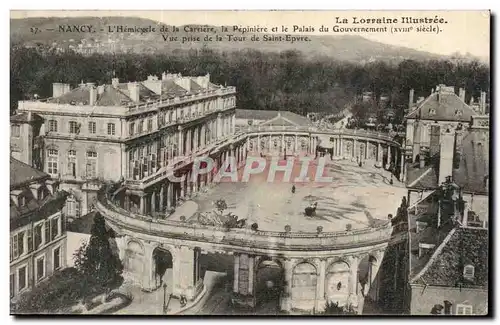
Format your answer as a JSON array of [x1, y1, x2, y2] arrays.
[[8, 9, 490, 316]]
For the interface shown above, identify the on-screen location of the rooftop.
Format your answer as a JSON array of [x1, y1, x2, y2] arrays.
[[406, 85, 478, 122], [236, 109, 313, 127], [10, 157, 49, 189]]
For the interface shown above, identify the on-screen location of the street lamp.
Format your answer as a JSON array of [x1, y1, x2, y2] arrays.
[[163, 283, 168, 314]]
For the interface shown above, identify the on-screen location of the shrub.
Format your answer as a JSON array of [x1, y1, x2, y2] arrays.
[[285, 225, 291, 232], [346, 224, 352, 231], [251, 223, 259, 231], [317, 226, 323, 234]]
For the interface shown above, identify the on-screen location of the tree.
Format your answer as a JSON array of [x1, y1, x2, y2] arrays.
[[73, 213, 123, 297]]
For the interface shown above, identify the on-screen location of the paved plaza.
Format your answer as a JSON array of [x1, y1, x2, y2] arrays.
[[173, 156, 406, 233]]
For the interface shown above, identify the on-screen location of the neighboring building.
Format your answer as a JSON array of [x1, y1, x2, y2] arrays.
[[10, 157, 69, 301], [404, 84, 486, 171], [379, 87, 490, 315], [11, 72, 237, 218]]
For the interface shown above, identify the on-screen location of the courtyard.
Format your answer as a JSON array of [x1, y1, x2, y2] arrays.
[[171, 156, 406, 233]]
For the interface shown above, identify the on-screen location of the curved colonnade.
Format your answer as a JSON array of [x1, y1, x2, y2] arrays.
[[96, 125, 403, 313]]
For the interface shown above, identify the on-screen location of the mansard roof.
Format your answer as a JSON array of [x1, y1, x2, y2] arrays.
[[406, 86, 478, 122]]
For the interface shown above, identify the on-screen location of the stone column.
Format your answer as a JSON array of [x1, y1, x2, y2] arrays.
[[180, 175, 185, 198], [339, 138, 343, 157], [365, 141, 369, 160], [387, 145, 392, 168], [280, 259, 294, 312], [124, 193, 130, 211], [233, 254, 240, 293], [353, 139, 357, 158], [139, 194, 145, 214], [166, 182, 172, 209], [248, 255, 255, 295], [257, 135, 261, 153], [151, 190, 156, 215], [173, 246, 203, 300], [281, 134, 285, 153], [315, 259, 327, 312], [268, 135, 272, 153], [141, 243, 156, 292], [217, 114, 222, 139], [400, 151, 405, 182], [178, 126, 183, 156], [295, 135, 298, 153], [378, 143, 382, 162]]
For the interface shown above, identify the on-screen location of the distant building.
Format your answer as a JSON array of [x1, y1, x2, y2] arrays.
[[10, 157, 69, 301], [235, 109, 313, 130]]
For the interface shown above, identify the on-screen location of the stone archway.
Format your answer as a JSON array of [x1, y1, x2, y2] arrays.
[[255, 258, 284, 310], [291, 262, 318, 311], [152, 247, 174, 290], [325, 261, 351, 306], [124, 240, 145, 284]]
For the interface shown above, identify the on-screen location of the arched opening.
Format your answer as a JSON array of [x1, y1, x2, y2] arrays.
[[325, 261, 351, 307], [125, 240, 145, 284], [199, 252, 234, 292], [255, 258, 284, 311], [152, 247, 173, 289], [291, 262, 317, 311], [358, 255, 377, 297]]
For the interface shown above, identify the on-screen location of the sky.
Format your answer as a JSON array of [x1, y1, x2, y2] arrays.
[[10, 10, 490, 59]]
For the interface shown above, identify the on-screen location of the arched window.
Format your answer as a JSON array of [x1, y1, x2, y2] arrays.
[[86, 151, 98, 179]]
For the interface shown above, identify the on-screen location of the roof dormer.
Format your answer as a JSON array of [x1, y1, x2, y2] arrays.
[[10, 189, 23, 207]]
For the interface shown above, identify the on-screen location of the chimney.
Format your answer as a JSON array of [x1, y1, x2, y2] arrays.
[[409, 88, 414, 108], [174, 77, 191, 92], [52, 83, 71, 98], [89, 84, 97, 106], [127, 82, 140, 103], [29, 183, 41, 200], [459, 88, 466, 102], [143, 75, 162, 95], [162, 72, 167, 81], [419, 155, 425, 168], [112, 78, 119, 88], [439, 128, 455, 184], [45, 179, 58, 195], [479, 91, 486, 114]]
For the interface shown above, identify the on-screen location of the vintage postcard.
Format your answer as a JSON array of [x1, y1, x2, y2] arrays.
[[9, 10, 490, 316]]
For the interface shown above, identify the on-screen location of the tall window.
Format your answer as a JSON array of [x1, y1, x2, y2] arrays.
[[67, 149, 76, 177], [147, 119, 153, 132], [48, 120, 58, 132], [34, 223, 43, 249], [138, 120, 144, 133], [88, 121, 96, 134], [11, 124, 20, 137], [18, 266, 27, 291], [66, 197, 79, 218], [86, 151, 98, 179], [53, 247, 61, 271], [107, 123, 115, 135], [129, 122, 135, 136], [47, 149, 58, 176], [36, 255, 45, 281], [69, 121, 79, 134]]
